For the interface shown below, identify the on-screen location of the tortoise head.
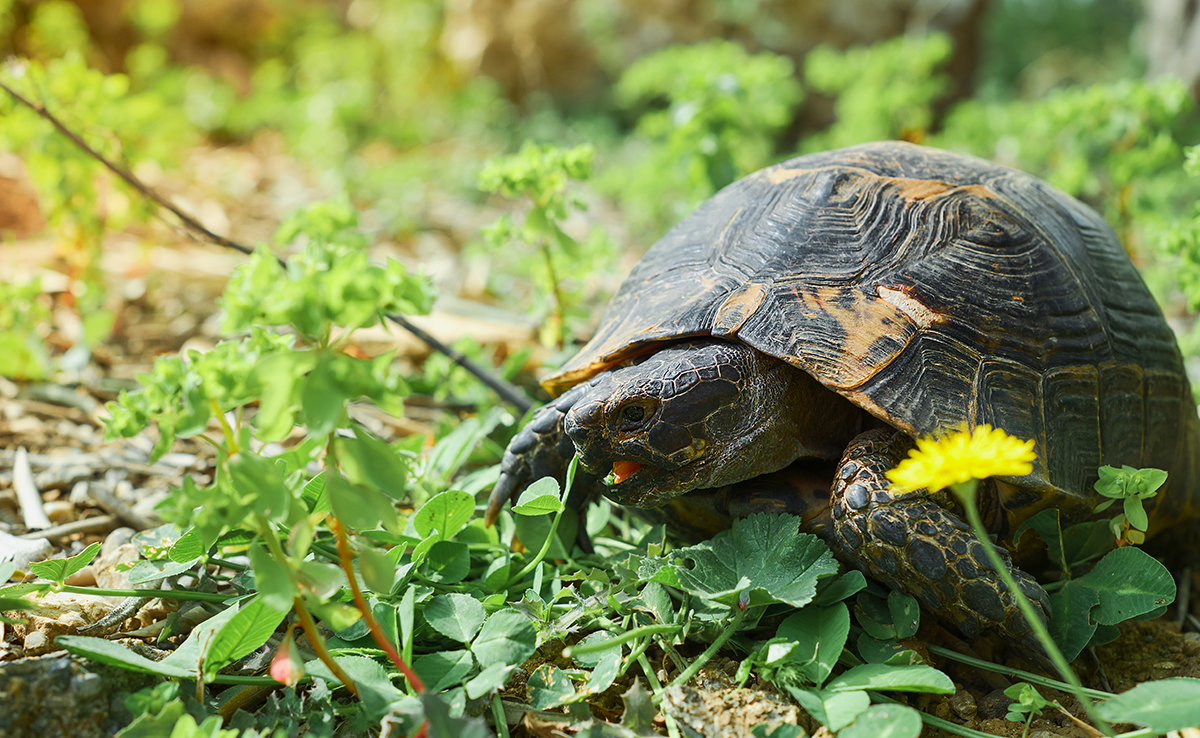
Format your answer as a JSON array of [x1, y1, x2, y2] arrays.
[[561, 339, 815, 507]]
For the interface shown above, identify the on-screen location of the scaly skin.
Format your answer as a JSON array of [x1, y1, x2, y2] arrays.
[[486, 383, 596, 526], [827, 429, 1052, 664]]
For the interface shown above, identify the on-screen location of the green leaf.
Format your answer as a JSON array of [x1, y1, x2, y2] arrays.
[[337, 427, 408, 500], [425, 593, 486, 643], [854, 592, 899, 641], [887, 592, 920, 639], [413, 650, 476, 693], [1059, 519, 1118, 573], [326, 469, 399, 533], [412, 490, 474, 539], [1095, 466, 1168, 500], [359, 544, 397, 595], [297, 560, 345, 600], [1123, 495, 1149, 531], [1049, 581, 1100, 662], [668, 513, 838, 607], [856, 634, 912, 664], [1096, 677, 1200, 731], [751, 725, 805, 738], [228, 452, 290, 522], [585, 648, 622, 695], [825, 664, 954, 694], [788, 687, 871, 732], [248, 544, 295, 613], [776, 604, 849, 687], [620, 680, 658, 733], [838, 703, 923, 738], [512, 476, 564, 516], [420, 691, 493, 738], [250, 352, 308, 443], [299, 359, 344, 435], [529, 664, 577, 709], [301, 471, 329, 514], [471, 610, 537, 667], [57, 636, 196, 677], [201, 597, 288, 679], [114, 699, 188, 738], [29, 542, 100, 583], [1073, 546, 1175, 624], [168, 527, 204, 563], [308, 654, 407, 722], [464, 662, 516, 699], [420, 540, 471, 584], [816, 569, 867, 606]]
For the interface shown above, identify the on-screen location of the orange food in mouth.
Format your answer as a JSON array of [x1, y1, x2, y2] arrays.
[[611, 460, 645, 483]]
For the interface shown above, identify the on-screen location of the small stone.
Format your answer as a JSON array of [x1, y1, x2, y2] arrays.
[[976, 689, 1015, 720], [23, 630, 48, 652], [44, 500, 76, 525], [948, 689, 977, 720]]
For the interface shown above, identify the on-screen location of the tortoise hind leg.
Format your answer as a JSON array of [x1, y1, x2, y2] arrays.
[[831, 429, 1053, 666]]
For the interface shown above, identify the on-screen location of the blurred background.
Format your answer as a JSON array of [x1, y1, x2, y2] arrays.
[[2, 0, 1200, 392]]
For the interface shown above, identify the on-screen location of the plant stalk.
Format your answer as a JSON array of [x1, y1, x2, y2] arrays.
[[953, 481, 1112, 736]]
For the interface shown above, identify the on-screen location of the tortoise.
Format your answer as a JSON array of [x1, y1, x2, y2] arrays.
[[485, 140, 1200, 654]]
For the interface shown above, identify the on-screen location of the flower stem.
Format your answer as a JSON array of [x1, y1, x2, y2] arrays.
[[563, 623, 681, 658], [665, 604, 748, 690], [952, 482, 1112, 736]]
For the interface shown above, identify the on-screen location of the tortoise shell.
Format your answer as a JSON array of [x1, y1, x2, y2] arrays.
[[544, 141, 1197, 526]]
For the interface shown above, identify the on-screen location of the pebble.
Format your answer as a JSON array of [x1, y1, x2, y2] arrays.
[[976, 689, 1015, 720], [949, 689, 977, 720]]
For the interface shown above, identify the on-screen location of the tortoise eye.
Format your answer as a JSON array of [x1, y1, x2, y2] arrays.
[[617, 401, 654, 431]]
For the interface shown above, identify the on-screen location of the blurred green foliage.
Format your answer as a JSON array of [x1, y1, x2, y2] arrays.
[[804, 34, 952, 151], [0, 279, 51, 380], [977, 0, 1144, 96], [479, 142, 595, 346], [607, 39, 803, 232], [0, 0, 1198, 370]]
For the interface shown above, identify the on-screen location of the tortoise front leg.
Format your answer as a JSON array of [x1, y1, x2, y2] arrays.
[[485, 384, 600, 525], [830, 429, 1052, 664]]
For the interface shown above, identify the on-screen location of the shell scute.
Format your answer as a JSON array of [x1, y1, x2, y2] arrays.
[[544, 141, 1196, 521]]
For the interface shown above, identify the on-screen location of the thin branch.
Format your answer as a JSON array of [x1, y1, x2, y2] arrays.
[[0, 72, 535, 415], [0, 75, 251, 256]]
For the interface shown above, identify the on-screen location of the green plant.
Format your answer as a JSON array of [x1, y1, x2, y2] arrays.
[[1093, 465, 1168, 545], [0, 53, 195, 344], [479, 141, 596, 347], [0, 278, 52, 379], [609, 39, 802, 231], [803, 33, 952, 150], [1004, 683, 1053, 738]]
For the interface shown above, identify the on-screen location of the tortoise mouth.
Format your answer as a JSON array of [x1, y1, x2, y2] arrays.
[[607, 460, 646, 485], [601, 459, 693, 507]]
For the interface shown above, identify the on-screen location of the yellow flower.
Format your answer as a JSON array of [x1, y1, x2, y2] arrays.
[[886, 424, 1037, 494]]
